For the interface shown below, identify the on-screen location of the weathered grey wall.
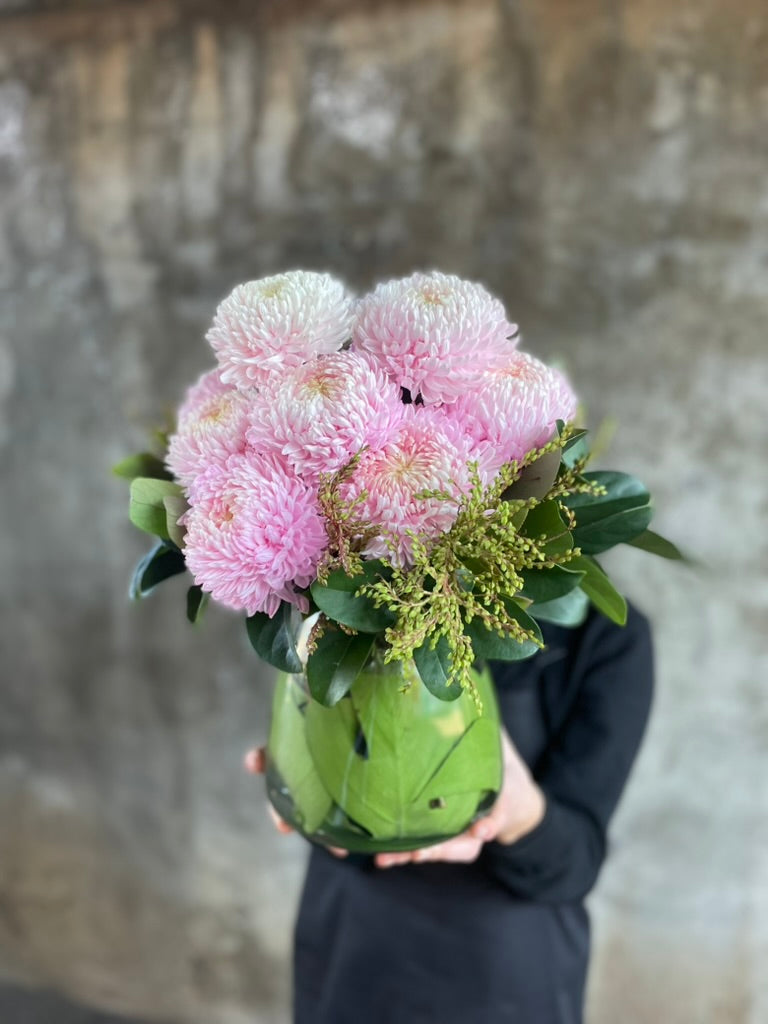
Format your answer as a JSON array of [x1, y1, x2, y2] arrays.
[[0, 1, 766, 1021]]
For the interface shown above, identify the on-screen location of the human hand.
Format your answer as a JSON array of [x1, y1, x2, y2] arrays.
[[375, 729, 545, 869], [244, 747, 348, 857]]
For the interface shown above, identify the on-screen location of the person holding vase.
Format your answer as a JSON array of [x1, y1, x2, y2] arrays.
[[247, 603, 654, 1024]]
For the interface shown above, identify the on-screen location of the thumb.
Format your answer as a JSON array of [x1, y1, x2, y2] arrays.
[[244, 747, 266, 775]]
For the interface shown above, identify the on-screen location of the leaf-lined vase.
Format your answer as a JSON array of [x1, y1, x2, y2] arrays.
[[265, 649, 503, 854]]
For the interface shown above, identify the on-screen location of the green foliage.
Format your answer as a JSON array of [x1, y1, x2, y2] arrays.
[[129, 477, 187, 540], [267, 678, 334, 833], [527, 588, 590, 626], [186, 585, 209, 624], [568, 554, 627, 625], [564, 471, 652, 553], [626, 529, 687, 561], [130, 541, 187, 599], [465, 600, 543, 662], [413, 634, 463, 701], [113, 452, 173, 481], [306, 627, 374, 706], [300, 660, 502, 840], [310, 562, 396, 633], [246, 603, 303, 674]]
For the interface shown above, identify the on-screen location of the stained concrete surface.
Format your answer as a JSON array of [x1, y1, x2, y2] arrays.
[[0, 1, 766, 1022]]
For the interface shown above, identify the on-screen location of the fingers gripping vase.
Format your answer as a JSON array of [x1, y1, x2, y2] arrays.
[[265, 649, 503, 854]]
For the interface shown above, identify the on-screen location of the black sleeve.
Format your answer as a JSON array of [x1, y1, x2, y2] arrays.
[[480, 605, 654, 903]]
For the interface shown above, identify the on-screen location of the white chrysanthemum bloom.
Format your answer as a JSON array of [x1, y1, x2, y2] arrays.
[[246, 351, 406, 483], [207, 271, 355, 390], [352, 270, 518, 404], [445, 351, 578, 476]]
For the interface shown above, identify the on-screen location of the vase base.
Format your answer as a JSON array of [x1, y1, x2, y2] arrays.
[[266, 762, 496, 854]]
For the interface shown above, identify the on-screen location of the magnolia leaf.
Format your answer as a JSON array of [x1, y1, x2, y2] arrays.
[[305, 695, 395, 837], [520, 499, 573, 556], [407, 717, 502, 835], [113, 452, 173, 481], [163, 494, 188, 550], [529, 587, 590, 627], [306, 629, 374, 706], [413, 634, 463, 701], [465, 601, 543, 662], [267, 677, 333, 833], [186, 585, 209, 624], [129, 477, 184, 539], [130, 542, 186, 599], [568, 555, 627, 625], [626, 529, 686, 561], [246, 603, 303, 674], [520, 564, 585, 604], [311, 563, 395, 633], [304, 662, 499, 839], [564, 471, 652, 553], [501, 447, 561, 501], [572, 506, 653, 554], [561, 429, 590, 469]]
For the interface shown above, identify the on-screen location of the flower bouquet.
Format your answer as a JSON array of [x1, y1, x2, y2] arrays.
[[116, 270, 679, 854]]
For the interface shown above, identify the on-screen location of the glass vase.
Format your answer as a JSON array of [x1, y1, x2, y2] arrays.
[[265, 648, 502, 854]]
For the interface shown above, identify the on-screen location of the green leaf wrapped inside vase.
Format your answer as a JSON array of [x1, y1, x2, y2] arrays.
[[266, 657, 503, 851]]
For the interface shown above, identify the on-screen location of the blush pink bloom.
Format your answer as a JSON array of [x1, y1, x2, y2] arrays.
[[166, 370, 251, 491], [352, 271, 518, 405], [182, 454, 328, 617], [444, 351, 578, 475], [246, 351, 406, 482], [207, 271, 355, 390], [339, 408, 478, 567]]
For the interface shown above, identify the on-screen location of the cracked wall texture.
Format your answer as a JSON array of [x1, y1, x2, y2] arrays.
[[0, 1, 766, 1022]]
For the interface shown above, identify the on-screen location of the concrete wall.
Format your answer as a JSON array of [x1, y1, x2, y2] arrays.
[[0, 1, 766, 1021]]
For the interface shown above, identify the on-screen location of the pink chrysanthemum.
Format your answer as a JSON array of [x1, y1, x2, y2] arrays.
[[444, 351, 578, 475], [182, 454, 328, 617], [207, 271, 354, 390], [339, 408, 478, 567], [166, 370, 251, 491], [352, 271, 518, 404], [246, 351, 406, 482]]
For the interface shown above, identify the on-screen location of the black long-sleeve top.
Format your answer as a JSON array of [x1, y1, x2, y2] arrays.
[[293, 605, 654, 1024]]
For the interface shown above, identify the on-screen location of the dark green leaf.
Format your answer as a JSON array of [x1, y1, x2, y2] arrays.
[[520, 563, 585, 604], [568, 555, 627, 625], [413, 634, 463, 701], [564, 471, 653, 554], [626, 529, 686, 561], [129, 478, 184, 539], [306, 629, 374, 706], [246, 602, 303, 674], [572, 506, 653, 554], [501, 447, 561, 501], [465, 601, 543, 662], [520, 499, 573, 556], [186, 585, 209, 623], [113, 452, 173, 481], [311, 563, 395, 633], [561, 429, 590, 469], [130, 542, 186, 599], [564, 471, 646, 515], [529, 587, 590, 627]]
